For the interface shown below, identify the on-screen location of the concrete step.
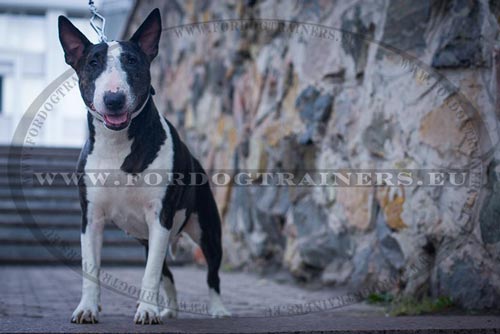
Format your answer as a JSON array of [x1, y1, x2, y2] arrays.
[[0, 165, 77, 175], [0, 220, 121, 231], [0, 178, 80, 188], [0, 201, 81, 214], [0, 198, 80, 209], [0, 225, 139, 246], [0, 243, 145, 265], [0, 158, 77, 170], [0, 187, 79, 199], [0, 213, 82, 229], [0, 145, 81, 158], [0, 145, 191, 266]]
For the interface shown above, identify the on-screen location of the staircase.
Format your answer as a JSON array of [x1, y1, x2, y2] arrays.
[[0, 145, 146, 265]]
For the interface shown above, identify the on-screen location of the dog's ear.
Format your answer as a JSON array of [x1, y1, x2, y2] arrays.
[[58, 16, 91, 69], [130, 8, 162, 61]]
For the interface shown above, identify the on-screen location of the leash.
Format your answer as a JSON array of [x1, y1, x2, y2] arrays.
[[88, 0, 108, 43]]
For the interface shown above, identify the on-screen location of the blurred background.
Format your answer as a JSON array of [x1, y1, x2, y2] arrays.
[[1, 0, 500, 313], [0, 0, 132, 147]]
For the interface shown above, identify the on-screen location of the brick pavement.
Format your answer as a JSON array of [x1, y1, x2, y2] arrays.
[[0, 265, 381, 320], [1, 266, 499, 333]]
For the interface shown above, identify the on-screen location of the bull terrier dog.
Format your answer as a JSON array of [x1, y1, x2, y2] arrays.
[[58, 8, 230, 324]]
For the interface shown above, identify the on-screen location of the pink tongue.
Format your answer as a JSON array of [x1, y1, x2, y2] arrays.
[[104, 113, 128, 125]]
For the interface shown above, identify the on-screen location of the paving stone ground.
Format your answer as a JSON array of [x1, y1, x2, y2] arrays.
[[0, 265, 381, 320], [1, 265, 499, 333]]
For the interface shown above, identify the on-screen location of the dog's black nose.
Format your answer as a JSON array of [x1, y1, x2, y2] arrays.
[[103, 92, 126, 111]]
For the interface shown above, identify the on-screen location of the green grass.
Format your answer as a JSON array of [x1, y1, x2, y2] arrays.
[[221, 263, 235, 272], [389, 296, 454, 316], [366, 293, 454, 316], [366, 292, 394, 304]]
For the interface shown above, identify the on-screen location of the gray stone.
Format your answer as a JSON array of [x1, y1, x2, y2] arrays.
[[379, 235, 405, 271], [298, 128, 315, 145], [431, 0, 485, 68], [291, 198, 327, 237], [362, 112, 393, 158], [349, 244, 373, 287], [208, 59, 226, 94], [376, 207, 405, 271], [348, 207, 405, 288], [321, 258, 354, 286], [298, 227, 350, 270], [191, 67, 206, 110], [227, 187, 253, 234], [436, 259, 500, 309], [292, 198, 351, 270], [381, 0, 431, 52], [313, 95, 334, 122], [295, 86, 333, 144], [251, 208, 286, 258], [224, 186, 287, 267], [341, 5, 374, 72], [255, 186, 291, 217], [127, 0, 500, 310], [479, 160, 500, 244], [296, 86, 320, 122]]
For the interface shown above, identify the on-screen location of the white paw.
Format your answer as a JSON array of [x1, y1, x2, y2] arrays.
[[209, 304, 231, 318], [134, 302, 162, 325], [208, 289, 231, 318], [160, 307, 178, 319], [71, 299, 100, 324]]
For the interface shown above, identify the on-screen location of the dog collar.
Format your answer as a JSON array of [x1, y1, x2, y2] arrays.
[[130, 94, 150, 120]]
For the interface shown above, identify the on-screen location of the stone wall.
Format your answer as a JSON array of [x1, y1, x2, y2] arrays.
[[125, 0, 500, 309]]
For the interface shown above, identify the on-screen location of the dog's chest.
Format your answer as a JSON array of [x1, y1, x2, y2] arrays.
[[85, 119, 173, 239]]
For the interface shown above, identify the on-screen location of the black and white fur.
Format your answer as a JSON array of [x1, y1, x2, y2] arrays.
[[58, 9, 230, 324]]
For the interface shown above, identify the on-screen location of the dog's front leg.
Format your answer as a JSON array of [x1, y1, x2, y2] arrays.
[[71, 205, 105, 324], [135, 201, 170, 325]]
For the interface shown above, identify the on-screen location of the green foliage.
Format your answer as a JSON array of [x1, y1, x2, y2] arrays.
[[221, 263, 234, 272], [365, 292, 454, 316], [389, 296, 454, 316], [366, 292, 394, 304]]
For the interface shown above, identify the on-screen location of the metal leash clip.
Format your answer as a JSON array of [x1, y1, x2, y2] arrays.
[[89, 0, 108, 43]]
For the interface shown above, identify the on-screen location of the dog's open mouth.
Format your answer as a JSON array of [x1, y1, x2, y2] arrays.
[[103, 113, 131, 130]]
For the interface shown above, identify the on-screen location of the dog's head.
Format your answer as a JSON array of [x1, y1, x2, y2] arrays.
[[58, 9, 161, 131]]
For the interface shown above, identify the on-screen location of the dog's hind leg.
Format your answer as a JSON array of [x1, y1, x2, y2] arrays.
[[195, 181, 231, 318], [160, 260, 178, 318]]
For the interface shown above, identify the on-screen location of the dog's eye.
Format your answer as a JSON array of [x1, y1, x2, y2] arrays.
[[127, 56, 137, 65], [89, 59, 99, 67]]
